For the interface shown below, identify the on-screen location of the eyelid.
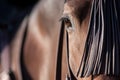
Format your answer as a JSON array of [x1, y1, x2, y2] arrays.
[[61, 17, 71, 27], [59, 14, 70, 21]]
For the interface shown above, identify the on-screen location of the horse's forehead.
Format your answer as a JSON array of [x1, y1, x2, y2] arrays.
[[63, 0, 92, 14], [63, 3, 73, 14]]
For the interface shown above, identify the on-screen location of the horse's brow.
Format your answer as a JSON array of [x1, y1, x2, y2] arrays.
[[61, 14, 70, 19], [59, 15, 70, 22]]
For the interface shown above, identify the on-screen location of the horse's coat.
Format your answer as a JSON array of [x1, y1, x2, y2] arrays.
[[59, 0, 120, 80], [0, 0, 120, 80]]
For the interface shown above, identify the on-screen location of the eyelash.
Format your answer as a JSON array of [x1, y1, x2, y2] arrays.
[[60, 17, 72, 28]]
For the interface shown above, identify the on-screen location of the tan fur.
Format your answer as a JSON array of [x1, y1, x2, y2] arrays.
[[23, 0, 64, 80], [63, 2, 91, 80], [10, 17, 29, 80]]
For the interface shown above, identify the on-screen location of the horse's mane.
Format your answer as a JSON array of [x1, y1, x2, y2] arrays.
[[78, 0, 120, 77]]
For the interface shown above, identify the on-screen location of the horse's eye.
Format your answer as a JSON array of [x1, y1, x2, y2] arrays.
[[64, 18, 74, 32], [60, 17, 72, 27], [64, 18, 72, 28], [60, 16, 74, 32]]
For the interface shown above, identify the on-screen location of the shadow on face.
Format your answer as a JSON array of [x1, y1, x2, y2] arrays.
[[64, 0, 92, 24]]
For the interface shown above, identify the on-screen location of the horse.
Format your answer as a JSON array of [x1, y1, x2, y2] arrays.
[[58, 0, 120, 80], [9, 0, 64, 80], [21, 0, 120, 79], [1, 0, 120, 80]]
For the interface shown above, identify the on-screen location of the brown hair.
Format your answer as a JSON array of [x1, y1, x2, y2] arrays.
[[67, 0, 92, 23]]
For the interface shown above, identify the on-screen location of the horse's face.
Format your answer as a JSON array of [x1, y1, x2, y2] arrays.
[[62, 0, 92, 78], [62, 1, 120, 80]]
